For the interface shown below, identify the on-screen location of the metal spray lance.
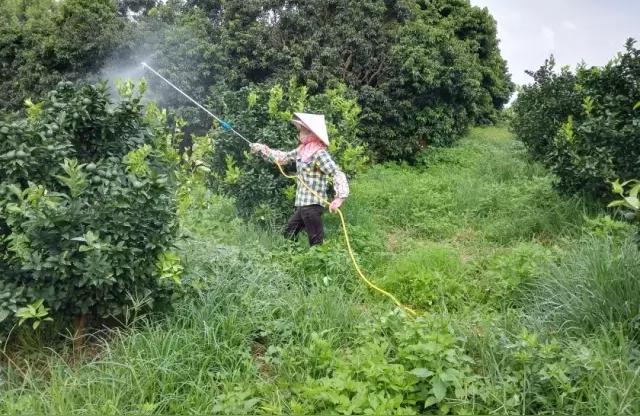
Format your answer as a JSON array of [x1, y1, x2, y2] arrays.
[[141, 62, 251, 145]]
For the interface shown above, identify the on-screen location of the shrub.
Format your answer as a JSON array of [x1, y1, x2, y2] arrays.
[[512, 39, 640, 197], [0, 81, 179, 336], [511, 56, 583, 161]]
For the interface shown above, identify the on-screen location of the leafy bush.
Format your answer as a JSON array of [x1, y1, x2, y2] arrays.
[[510, 56, 583, 161], [0, 81, 179, 335], [208, 80, 367, 222], [512, 39, 640, 197]]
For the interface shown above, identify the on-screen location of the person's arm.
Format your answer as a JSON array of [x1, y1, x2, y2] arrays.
[[250, 143, 296, 164], [315, 150, 350, 212]]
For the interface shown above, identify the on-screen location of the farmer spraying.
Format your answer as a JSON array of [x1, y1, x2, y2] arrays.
[[141, 63, 416, 315], [250, 113, 349, 246]]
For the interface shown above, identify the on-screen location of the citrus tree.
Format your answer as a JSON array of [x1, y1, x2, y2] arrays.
[[0, 81, 179, 337], [512, 39, 640, 197]]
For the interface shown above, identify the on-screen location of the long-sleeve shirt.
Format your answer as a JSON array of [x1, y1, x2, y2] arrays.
[[256, 145, 349, 207]]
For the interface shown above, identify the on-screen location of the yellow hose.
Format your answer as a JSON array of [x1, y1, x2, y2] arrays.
[[274, 161, 418, 318]]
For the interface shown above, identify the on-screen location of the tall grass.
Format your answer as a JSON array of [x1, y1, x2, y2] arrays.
[[1, 232, 368, 415], [527, 235, 640, 338], [346, 127, 590, 244]]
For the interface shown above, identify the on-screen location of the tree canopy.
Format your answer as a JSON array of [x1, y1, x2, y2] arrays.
[[1, 0, 513, 161]]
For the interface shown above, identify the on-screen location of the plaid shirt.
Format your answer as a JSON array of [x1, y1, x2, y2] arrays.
[[258, 146, 349, 207]]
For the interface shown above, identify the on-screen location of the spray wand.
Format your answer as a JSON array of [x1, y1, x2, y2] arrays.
[[141, 62, 250, 144]]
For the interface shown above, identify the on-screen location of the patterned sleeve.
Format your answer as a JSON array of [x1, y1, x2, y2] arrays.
[[316, 150, 350, 199], [255, 144, 297, 164]]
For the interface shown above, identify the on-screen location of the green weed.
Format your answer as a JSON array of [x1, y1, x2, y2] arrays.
[[527, 235, 640, 339], [378, 243, 467, 311], [465, 313, 640, 415]]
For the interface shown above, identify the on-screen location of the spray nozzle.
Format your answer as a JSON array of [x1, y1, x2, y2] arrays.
[[220, 120, 233, 131]]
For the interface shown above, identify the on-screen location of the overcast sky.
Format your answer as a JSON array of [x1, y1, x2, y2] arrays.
[[469, 0, 640, 86]]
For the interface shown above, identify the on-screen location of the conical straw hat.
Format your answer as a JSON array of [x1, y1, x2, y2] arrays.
[[291, 112, 329, 145]]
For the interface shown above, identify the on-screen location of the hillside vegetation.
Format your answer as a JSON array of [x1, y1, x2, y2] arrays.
[[1, 1, 639, 414], [2, 127, 638, 415]]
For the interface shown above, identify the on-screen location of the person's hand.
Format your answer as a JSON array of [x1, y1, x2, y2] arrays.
[[329, 198, 344, 213], [250, 143, 264, 154]]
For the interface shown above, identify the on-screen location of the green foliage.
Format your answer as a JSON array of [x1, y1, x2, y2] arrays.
[[467, 316, 640, 415], [2, 0, 512, 163], [379, 244, 466, 311], [15, 299, 53, 330], [0, 0, 125, 111], [0, 81, 178, 334], [290, 315, 479, 415], [583, 214, 636, 240], [206, 0, 513, 160], [377, 242, 554, 315], [526, 235, 640, 339], [209, 81, 367, 222], [512, 40, 640, 197], [359, 0, 513, 160], [609, 179, 640, 220], [124, 4, 224, 122], [174, 130, 214, 217], [511, 56, 582, 160], [155, 251, 183, 285], [3, 127, 640, 415], [348, 127, 585, 243], [470, 242, 554, 307], [291, 241, 349, 276]]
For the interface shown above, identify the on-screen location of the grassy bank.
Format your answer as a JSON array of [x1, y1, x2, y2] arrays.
[[1, 127, 638, 415]]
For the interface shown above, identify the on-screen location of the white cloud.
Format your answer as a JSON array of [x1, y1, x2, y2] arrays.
[[468, 0, 640, 86], [541, 26, 555, 49], [541, 26, 555, 40]]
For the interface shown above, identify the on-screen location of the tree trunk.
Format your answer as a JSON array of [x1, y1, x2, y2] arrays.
[[73, 313, 88, 360]]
